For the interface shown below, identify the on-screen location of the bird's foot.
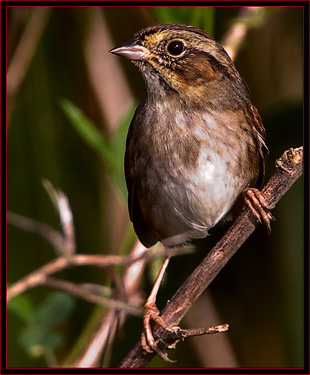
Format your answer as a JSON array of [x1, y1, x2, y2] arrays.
[[141, 301, 180, 362], [243, 188, 275, 233]]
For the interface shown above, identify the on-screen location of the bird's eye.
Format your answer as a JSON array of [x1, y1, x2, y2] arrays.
[[166, 40, 185, 56]]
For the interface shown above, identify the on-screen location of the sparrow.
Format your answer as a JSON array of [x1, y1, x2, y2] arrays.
[[110, 23, 271, 362]]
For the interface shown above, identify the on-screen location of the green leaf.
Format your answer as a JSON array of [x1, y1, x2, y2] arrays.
[[150, 7, 215, 35], [191, 7, 215, 35], [20, 326, 63, 357], [59, 98, 136, 200], [33, 292, 75, 327], [59, 98, 117, 169], [7, 293, 34, 323]]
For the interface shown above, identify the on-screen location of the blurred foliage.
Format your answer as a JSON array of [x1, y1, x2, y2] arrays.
[[60, 98, 136, 199], [8, 292, 75, 359], [151, 7, 215, 35], [7, 6, 303, 369]]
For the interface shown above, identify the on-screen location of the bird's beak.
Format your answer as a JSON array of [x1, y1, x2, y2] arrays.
[[110, 39, 150, 61]]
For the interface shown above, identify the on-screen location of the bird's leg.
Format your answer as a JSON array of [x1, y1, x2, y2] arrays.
[[243, 188, 275, 233], [141, 256, 179, 362]]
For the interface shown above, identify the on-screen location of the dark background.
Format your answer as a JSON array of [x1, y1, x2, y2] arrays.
[[7, 6, 303, 368]]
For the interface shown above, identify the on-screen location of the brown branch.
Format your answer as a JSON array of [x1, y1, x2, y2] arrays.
[[164, 324, 230, 348], [43, 276, 142, 316], [119, 146, 303, 368], [7, 180, 76, 257], [42, 180, 76, 255], [71, 241, 147, 367], [7, 242, 193, 302], [144, 324, 230, 359], [6, 250, 157, 302], [7, 211, 67, 253]]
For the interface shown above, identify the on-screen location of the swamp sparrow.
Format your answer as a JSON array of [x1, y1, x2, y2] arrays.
[[110, 24, 271, 361]]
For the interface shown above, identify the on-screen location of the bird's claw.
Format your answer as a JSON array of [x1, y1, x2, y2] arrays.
[[243, 188, 274, 233], [141, 302, 179, 362]]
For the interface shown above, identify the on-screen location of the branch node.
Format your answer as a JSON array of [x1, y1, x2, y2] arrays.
[[275, 146, 303, 176], [156, 323, 229, 352]]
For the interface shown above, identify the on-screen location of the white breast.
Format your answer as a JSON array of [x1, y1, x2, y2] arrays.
[[182, 147, 243, 229]]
